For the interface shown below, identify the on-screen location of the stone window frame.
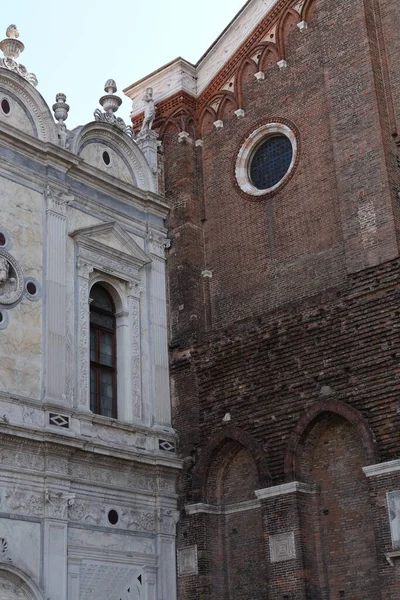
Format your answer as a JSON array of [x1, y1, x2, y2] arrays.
[[89, 282, 118, 419], [72, 223, 150, 424], [234, 119, 299, 199]]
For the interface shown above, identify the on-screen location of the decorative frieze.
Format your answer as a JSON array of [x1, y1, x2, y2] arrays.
[[0, 487, 44, 517], [68, 501, 105, 525]]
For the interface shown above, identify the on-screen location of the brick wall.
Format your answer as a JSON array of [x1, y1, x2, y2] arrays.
[[156, 0, 400, 597], [173, 257, 400, 599]]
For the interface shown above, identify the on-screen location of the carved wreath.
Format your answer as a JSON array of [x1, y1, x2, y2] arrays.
[[0, 250, 24, 306]]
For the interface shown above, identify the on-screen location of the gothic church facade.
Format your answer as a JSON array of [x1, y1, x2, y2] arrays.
[[126, 0, 400, 598]]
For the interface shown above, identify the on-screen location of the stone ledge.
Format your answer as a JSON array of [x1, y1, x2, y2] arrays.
[[185, 498, 261, 515], [255, 481, 318, 499], [385, 550, 400, 567], [363, 459, 400, 478]]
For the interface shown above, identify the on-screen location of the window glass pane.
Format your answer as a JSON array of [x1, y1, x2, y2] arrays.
[[250, 135, 293, 190], [100, 332, 114, 366], [90, 329, 97, 362], [90, 367, 97, 413], [90, 284, 114, 313], [90, 311, 115, 329], [100, 372, 114, 417]]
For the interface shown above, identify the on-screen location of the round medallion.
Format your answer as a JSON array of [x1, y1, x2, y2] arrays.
[[0, 250, 24, 306]]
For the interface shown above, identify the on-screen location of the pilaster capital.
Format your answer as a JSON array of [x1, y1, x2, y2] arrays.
[[44, 185, 73, 217], [76, 259, 94, 279]]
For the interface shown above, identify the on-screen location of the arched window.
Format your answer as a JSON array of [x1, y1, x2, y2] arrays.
[[90, 283, 117, 418]]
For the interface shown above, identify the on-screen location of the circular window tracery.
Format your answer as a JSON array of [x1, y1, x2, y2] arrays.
[[250, 135, 293, 190], [235, 120, 299, 198]]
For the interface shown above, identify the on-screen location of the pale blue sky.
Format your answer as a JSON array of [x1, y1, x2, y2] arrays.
[[1, 0, 246, 127]]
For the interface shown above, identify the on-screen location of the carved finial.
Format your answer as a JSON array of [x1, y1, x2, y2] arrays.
[[53, 93, 69, 122], [98, 79, 122, 115], [52, 93, 70, 149], [93, 79, 134, 138], [6, 25, 19, 39], [1, 24, 24, 59], [104, 79, 117, 94], [0, 25, 38, 86]]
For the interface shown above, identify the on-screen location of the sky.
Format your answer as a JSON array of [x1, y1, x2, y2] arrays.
[[1, 0, 246, 128]]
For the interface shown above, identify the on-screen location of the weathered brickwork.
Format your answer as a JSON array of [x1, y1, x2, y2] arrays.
[[172, 259, 400, 599], [152, 0, 400, 597]]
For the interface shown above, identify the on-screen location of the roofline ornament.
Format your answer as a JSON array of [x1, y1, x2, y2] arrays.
[[94, 79, 134, 138], [52, 93, 70, 149], [0, 25, 38, 87]]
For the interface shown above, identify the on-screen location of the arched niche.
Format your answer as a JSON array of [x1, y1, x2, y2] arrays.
[[302, 0, 318, 26], [192, 425, 271, 503], [259, 44, 279, 72], [0, 70, 57, 143], [284, 399, 378, 481], [200, 107, 217, 135], [278, 8, 301, 57], [0, 564, 45, 600], [236, 58, 258, 107], [194, 428, 269, 600], [70, 122, 156, 192], [286, 405, 380, 599]]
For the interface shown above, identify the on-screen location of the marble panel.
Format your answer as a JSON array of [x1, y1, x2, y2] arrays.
[[0, 518, 41, 585], [68, 528, 155, 555], [0, 399, 43, 429], [0, 179, 43, 398], [80, 561, 141, 600]]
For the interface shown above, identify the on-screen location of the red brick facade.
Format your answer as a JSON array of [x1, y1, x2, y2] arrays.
[[132, 0, 400, 597]]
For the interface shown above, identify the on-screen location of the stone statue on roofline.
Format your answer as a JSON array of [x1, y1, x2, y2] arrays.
[[140, 88, 156, 133]]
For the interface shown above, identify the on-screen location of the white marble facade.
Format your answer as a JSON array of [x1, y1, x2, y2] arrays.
[[0, 28, 180, 600]]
